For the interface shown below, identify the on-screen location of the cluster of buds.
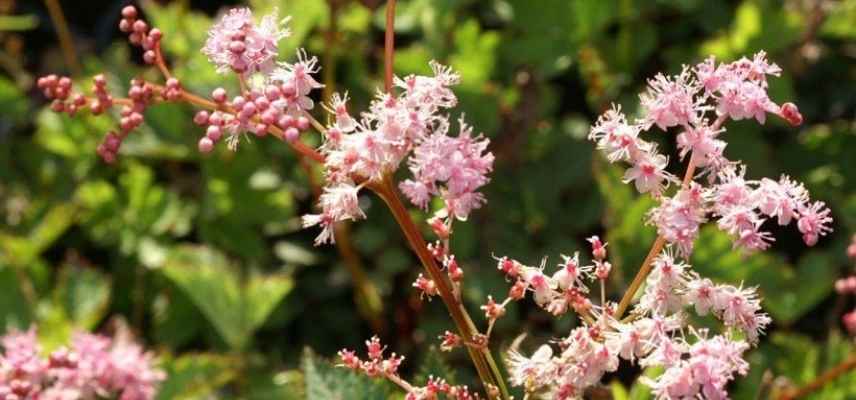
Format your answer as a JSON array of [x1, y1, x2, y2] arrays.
[[0, 327, 164, 399], [195, 44, 322, 153], [405, 377, 480, 400], [338, 336, 403, 379], [118, 6, 162, 66], [339, 337, 479, 400], [438, 331, 462, 352], [37, 75, 80, 115], [494, 244, 605, 317]]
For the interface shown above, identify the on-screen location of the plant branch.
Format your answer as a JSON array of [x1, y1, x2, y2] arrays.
[[778, 354, 856, 400], [43, 0, 81, 76], [614, 115, 728, 319], [384, 0, 396, 92], [370, 176, 509, 399]]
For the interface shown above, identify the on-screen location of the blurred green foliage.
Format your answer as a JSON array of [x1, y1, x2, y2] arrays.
[[1, 0, 855, 398]]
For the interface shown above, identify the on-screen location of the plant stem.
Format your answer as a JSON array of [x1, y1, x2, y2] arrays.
[[614, 115, 727, 319], [43, 0, 81, 76], [614, 152, 698, 319], [384, 0, 396, 92], [779, 354, 856, 400], [370, 176, 509, 399]]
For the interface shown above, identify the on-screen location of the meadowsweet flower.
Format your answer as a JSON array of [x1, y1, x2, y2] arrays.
[[624, 151, 673, 194], [0, 328, 163, 399], [683, 279, 770, 343], [638, 251, 690, 315], [401, 119, 494, 220], [506, 345, 554, 391], [647, 183, 708, 256], [643, 332, 749, 400], [639, 68, 700, 130], [203, 8, 290, 75], [308, 62, 493, 243]]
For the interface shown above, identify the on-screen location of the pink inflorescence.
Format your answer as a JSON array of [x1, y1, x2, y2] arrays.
[[0, 328, 164, 400], [194, 49, 322, 153], [303, 62, 494, 245], [202, 8, 290, 75], [118, 5, 163, 67], [38, 5, 177, 164], [589, 51, 831, 253]]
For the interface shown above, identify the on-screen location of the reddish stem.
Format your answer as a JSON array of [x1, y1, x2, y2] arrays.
[[384, 0, 396, 92]]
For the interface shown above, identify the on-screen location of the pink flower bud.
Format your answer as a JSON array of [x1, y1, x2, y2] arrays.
[[119, 19, 132, 33], [780, 102, 803, 126], [143, 50, 156, 64], [148, 28, 162, 41], [212, 87, 227, 103], [284, 127, 300, 142], [198, 137, 214, 153], [206, 125, 222, 141], [133, 20, 148, 33], [296, 116, 310, 131], [193, 111, 210, 126], [277, 115, 295, 129], [254, 123, 268, 137], [229, 41, 246, 54], [121, 5, 138, 19]]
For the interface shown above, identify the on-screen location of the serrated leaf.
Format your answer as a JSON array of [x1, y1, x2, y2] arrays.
[[691, 227, 836, 324], [56, 264, 111, 330], [415, 346, 456, 385], [161, 245, 294, 350], [157, 353, 238, 400], [0, 264, 33, 333]]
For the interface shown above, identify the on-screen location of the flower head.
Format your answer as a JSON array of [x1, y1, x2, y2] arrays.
[[203, 8, 290, 75]]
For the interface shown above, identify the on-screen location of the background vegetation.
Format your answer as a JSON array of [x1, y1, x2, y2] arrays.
[[1, 0, 855, 398]]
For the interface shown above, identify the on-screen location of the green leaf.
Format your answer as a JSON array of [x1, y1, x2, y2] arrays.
[[157, 353, 238, 400], [161, 245, 294, 350], [450, 19, 500, 86], [0, 77, 27, 124], [414, 346, 456, 386], [692, 227, 837, 324], [0, 14, 38, 31], [0, 203, 76, 267], [0, 263, 33, 332], [56, 264, 111, 330]]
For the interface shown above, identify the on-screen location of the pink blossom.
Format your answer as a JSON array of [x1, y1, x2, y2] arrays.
[[639, 68, 700, 130], [0, 328, 163, 399], [623, 151, 674, 194], [797, 200, 833, 246], [647, 183, 708, 256], [203, 8, 289, 75]]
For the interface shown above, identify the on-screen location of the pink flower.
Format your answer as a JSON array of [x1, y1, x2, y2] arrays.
[[401, 119, 494, 221], [797, 200, 833, 246], [623, 151, 674, 194], [647, 183, 708, 256], [203, 8, 289, 75], [639, 68, 700, 130], [589, 105, 648, 163], [302, 183, 365, 245]]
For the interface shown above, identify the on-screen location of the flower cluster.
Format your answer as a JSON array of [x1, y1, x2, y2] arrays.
[[339, 336, 479, 400], [590, 52, 832, 254], [202, 7, 290, 75], [0, 328, 163, 400], [304, 62, 494, 244], [118, 5, 163, 66]]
